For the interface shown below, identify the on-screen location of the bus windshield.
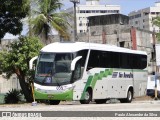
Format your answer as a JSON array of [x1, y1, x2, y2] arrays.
[[35, 52, 73, 86]]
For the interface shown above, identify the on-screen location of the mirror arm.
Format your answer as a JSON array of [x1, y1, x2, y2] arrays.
[[71, 56, 82, 71]]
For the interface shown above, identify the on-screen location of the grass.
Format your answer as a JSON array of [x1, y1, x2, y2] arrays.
[[0, 94, 5, 104]]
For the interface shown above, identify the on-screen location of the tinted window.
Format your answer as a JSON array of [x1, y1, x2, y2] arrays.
[[77, 50, 88, 67], [131, 54, 147, 69], [87, 50, 147, 70], [87, 50, 120, 69]]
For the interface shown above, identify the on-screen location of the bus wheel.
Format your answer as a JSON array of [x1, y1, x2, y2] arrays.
[[49, 100, 60, 105], [120, 90, 133, 103], [126, 90, 133, 103], [95, 99, 107, 104], [80, 89, 92, 104]]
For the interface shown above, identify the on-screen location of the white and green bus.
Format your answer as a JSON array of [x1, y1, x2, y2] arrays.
[[30, 42, 148, 105]]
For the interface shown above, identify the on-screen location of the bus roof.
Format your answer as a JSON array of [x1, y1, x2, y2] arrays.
[[41, 42, 147, 55]]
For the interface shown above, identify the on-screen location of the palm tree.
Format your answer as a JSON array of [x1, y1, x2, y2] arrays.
[[153, 17, 160, 41], [31, 0, 71, 44]]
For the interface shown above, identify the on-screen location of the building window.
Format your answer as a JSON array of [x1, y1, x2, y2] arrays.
[[80, 30, 83, 33], [86, 10, 91, 13], [120, 41, 125, 47], [144, 12, 149, 15], [92, 10, 96, 13], [100, 10, 105, 13], [129, 16, 135, 20], [96, 10, 99, 13], [114, 10, 119, 13], [80, 10, 85, 13], [151, 12, 155, 15], [143, 19, 145, 22], [79, 23, 82, 26], [135, 21, 138, 24], [135, 14, 141, 18]]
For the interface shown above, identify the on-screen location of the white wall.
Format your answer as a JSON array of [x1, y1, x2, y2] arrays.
[[0, 74, 21, 93]]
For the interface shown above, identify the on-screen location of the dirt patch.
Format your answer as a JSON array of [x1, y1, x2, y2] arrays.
[[133, 96, 153, 101]]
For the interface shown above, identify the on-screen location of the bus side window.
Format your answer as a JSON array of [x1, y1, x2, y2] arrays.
[[87, 50, 99, 70], [141, 55, 147, 69], [128, 54, 133, 69]]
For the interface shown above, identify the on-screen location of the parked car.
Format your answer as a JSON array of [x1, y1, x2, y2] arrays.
[[147, 75, 160, 98]]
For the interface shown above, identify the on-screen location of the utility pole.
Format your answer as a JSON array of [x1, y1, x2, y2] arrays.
[[70, 0, 80, 42], [153, 28, 159, 100], [28, 0, 32, 37]]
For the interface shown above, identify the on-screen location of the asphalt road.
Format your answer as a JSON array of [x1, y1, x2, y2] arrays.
[[0, 99, 160, 120]]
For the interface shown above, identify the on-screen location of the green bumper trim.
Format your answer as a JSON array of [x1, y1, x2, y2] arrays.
[[34, 89, 73, 101], [80, 69, 113, 100]]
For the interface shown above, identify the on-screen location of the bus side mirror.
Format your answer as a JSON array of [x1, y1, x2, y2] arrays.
[[29, 56, 38, 70], [71, 56, 82, 71]]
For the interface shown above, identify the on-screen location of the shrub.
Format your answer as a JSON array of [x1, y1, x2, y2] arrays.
[[4, 89, 22, 104]]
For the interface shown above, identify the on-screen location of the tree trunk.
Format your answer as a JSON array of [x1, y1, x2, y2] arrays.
[[18, 74, 33, 102], [15, 67, 33, 102]]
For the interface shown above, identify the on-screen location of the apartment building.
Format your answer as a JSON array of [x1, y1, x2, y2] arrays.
[[129, 2, 160, 33], [65, 0, 120, 37]]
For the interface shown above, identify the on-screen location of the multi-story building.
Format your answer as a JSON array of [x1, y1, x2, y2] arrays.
[[65, 0, 120, 39], [129, 2, 160, 33], [86, 14, 155, 74]]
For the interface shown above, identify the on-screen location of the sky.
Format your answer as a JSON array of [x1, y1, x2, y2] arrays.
[[3, 0, 160, 39], [62, 0, 159, 15]]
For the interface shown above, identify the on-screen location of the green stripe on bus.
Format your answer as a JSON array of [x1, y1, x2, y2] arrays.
[[91, 73, 99, 88], [80, 76, 93, 100], [80, 69, 113, 100]]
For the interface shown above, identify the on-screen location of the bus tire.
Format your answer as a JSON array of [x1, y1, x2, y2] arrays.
[[120, 90, 133, 103], [95, 99, 107, 104], [80, 88, 92, 104], [49, 100, 60, 105]]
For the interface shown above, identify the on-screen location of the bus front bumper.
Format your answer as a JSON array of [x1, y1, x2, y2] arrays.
[[34, 89, 73, 101]]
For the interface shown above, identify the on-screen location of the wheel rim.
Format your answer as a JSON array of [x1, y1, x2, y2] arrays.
[[84, 91, 90, 100], [128, 91, 132, 101]]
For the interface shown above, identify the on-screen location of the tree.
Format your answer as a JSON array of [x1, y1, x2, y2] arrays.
[[0, 0, 29, 40], [31, 0, 71, 44], [0, 36, 43, 102], [152, 17, 160, 41]]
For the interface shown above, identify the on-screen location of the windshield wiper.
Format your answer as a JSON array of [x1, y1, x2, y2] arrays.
[[54, 77, 61, 86]]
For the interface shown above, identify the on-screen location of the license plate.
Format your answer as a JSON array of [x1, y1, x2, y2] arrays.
[[47, 94, 54, 99]]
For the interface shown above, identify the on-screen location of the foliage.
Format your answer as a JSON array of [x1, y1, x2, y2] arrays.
[[0, 0, 29, 40], [31, 0, 71, 43], [4, 89, 22, 104], [152, 17, 160, 41], [0, 36, 43, 102], [0, 36, 42, 78]]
